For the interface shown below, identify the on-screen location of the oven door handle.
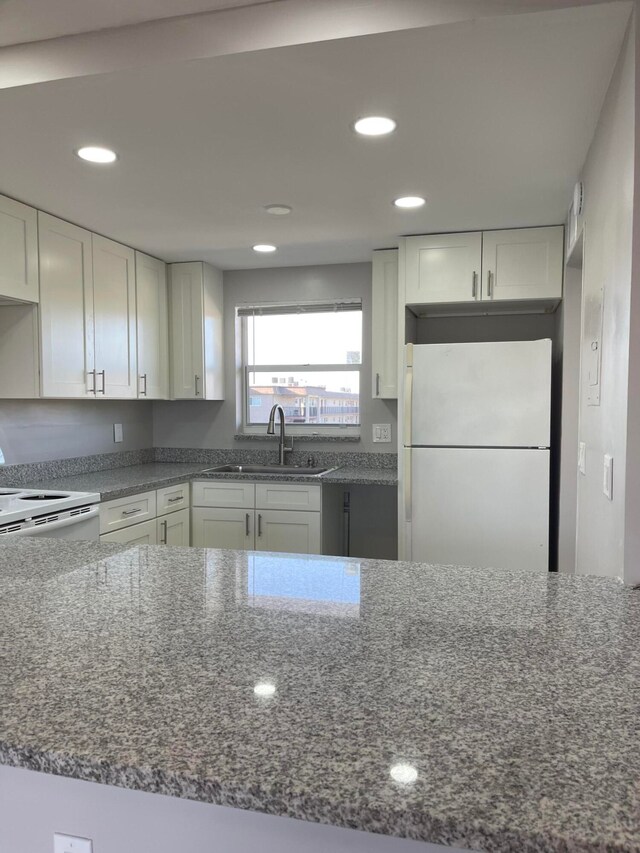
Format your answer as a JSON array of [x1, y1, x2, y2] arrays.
[[1, 504, 100, 537]]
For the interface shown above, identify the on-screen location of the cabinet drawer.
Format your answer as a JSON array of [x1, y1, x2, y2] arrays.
[[156, 482, 190, 516], [100, 490, 157, 534], [192, 480, 255, 509], [100, 517, 158, 546], [255, 483, 320, 512]]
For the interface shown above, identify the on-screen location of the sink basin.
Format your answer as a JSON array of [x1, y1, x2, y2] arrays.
[[201, 464, 332, 476]]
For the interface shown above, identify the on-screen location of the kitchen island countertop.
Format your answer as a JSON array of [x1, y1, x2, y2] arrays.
[[1, 539, 639, 852]]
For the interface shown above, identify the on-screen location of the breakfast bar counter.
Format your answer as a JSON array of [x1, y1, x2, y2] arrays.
[[1, 540, 639, 852]]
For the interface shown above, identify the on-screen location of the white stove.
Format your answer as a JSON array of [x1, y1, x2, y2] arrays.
[[0, 488, 101, 540]]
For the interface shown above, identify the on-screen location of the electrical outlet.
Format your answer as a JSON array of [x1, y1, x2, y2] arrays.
[[113, 423, 123, 443], [578, 441, 586, 475], [373, 424, 391, 443], [603, 454, 613, 500], [54, 834, 93, 853]]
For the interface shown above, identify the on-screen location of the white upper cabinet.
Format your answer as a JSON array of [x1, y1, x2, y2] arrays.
[[169, 261, 224, 400], [135, 251, 169, 399], [403, 232, 482, 305], [0, 194, 39, 303], [481, 226, 564, 302], [402, 226, 563, 311], [38, 213, 94, 398], [371, 249, 398, 399], [92, 235, 137, 398]]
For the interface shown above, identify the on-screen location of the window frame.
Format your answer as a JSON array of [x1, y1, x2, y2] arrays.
[[239, 302, 362, 437]]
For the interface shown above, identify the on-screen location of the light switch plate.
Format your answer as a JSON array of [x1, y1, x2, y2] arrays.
[[113, 423, 123, 443], [603, 454, 613, 500], [54, 833, 93, 853], [578, 441, 586, 475], [373, 424, 391, 443]]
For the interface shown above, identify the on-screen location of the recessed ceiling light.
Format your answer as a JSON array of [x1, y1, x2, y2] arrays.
[[353, 116, 397, 136], [264, 204, 292, 216], [393, 196, 426, 209], [76, 146, 118, 164], [253, 244, 277, 253]]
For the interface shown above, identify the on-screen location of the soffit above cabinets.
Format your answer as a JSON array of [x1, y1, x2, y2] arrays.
[[0, 2, 631, 269]]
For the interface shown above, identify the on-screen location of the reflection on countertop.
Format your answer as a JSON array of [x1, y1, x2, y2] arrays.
[[1, 539, 640, 852]]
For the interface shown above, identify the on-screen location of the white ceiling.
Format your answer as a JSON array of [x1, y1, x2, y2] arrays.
[[0, 0, 277, 47], [0, 3, 631, 269]]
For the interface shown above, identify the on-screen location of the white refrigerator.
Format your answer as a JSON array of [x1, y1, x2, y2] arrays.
[[403, 339, 552, 573]]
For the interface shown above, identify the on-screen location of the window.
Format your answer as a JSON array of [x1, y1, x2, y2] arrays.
[[239, 300, 362, 432]]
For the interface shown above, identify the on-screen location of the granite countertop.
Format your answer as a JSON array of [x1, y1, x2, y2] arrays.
[[2, 539, 640, 852], [29, 462, 397, 500]]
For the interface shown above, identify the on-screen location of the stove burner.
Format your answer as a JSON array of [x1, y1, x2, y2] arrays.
[[18, 494, 69, 501]]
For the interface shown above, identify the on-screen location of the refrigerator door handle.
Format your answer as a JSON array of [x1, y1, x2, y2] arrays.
[[404, 448, 412, 522]]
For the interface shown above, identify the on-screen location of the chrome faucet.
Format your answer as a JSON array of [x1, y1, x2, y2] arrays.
[[267, 404, 294, 464]]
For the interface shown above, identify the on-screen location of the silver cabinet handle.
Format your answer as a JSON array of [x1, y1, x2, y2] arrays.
[[375, 372, 380, 397], [97, 369, 106, 394], [258, 513, 262, 537], [194, 374, 200, 397], [122, 508, 141, 516], [139, 373, 147, 396], [160, 519, 168, 544], [245, 512, 250, 536], [167, 496, 183, 503], [472, 271, 478, 299], [87, 369, 96, 394], [487, 270, 494, 299]]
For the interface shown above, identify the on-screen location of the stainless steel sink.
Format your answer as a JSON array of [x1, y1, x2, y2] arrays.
[[201, 464, 333, 476]]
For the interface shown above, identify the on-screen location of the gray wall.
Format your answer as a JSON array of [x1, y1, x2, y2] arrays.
[[574, 19, 635, 582], [153, 262, 398, 453], [0, 400, 153, 464]]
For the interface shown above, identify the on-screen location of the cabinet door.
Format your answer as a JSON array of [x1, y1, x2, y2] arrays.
[[101, 518, 158, 546], [92, 234, 137, 398], [0, 194, 39, 303], [169, 262, 204, 399], [192, 507, 254, 549], [158, 508, 190, 546], [135, 251, 168, 399], [371, 249, 398, 399], [481, 226, 564, 301], [255, 510, 321, 555], [403, 232, 481, 305], [38, 213, 95, 397]]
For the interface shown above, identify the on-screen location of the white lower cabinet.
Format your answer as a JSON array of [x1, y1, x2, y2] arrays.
[[192, 481, 322, 554], [192, 507, 253, 550], [100, 483, 190, 547], [158, 507, 190, 546], [101, 518, 158, 546]]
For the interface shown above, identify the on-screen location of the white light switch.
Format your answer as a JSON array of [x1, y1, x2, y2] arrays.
[[603, 454, 613, 500], [113, 423, 123, 443], [578, 442, 586, 475], [373, 424, 391, 443], [54, 834, 93, 853]]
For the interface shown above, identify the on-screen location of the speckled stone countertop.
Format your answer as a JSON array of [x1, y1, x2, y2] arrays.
[[2, 540, 640, 852], [27, 462, 397, 500]]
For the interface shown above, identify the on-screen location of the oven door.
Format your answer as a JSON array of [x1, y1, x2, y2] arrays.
[[0, 505, 100, 541]]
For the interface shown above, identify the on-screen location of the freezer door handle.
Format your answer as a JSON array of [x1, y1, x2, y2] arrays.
[[403, 367, 413, 446], [404, 449, 412, 522]]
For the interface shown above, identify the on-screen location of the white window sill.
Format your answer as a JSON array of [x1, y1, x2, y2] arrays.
[[235, 431, 361, 443]]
